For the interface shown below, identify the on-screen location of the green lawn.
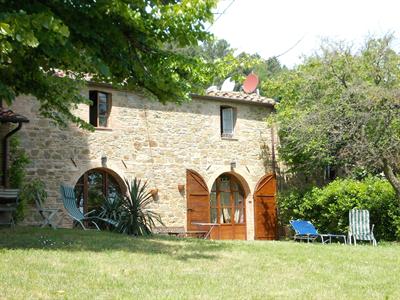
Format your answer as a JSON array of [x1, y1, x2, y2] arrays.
[[0, 228, 399, 299]]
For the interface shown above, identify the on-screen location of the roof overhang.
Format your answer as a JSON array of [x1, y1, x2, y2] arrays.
[[190, 93, 275, 108]]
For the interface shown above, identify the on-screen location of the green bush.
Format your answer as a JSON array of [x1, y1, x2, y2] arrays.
[[278, 177, 400, 241], [9, 136, 30, 221], [98, 178, 164, 235]]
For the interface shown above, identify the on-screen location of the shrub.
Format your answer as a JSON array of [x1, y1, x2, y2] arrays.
[[117, 178, 164, 235], [98, 178, 163, 235], [278, 177, 400, 241], [17, 179, 47, 222], [9, 136, 31, 221]]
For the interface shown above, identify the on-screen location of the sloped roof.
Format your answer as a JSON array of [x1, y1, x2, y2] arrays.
[[0, 108, 29, 123], [193, 91, 275, 107]]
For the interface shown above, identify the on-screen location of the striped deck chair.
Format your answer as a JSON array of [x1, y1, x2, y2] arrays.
[[60, 185, 117, 230], [348, 209, 377, 246]]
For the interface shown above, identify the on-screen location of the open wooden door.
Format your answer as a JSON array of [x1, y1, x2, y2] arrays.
[[254, 174, 277, 240], [186, 169, 210, 232]]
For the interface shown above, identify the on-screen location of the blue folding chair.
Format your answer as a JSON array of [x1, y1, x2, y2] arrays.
[[290, 220, 347, 244], [60, 185, 118, 230]]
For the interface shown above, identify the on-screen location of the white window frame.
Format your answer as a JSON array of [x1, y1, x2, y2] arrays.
[[221, 106, 236, 137]]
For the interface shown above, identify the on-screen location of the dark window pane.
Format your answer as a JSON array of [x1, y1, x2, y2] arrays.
[[108, 175, 121, 200], [210, 192, 216, 206], [98, 115, 107, 127], [234, 192, 244, 206], [219, 176, 230, 190], [88, 172, 103, 186], [220, 192, 230, 206], [99, 92, 108, 102], [211, 182, 216, 192], [231, 181, 239, 191], [74, 185, 84, 212], [99, 102, 107, 115], [210, 208, 217, 223]]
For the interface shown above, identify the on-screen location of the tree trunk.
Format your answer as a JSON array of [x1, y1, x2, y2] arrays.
[[382, 158, 400, 200]]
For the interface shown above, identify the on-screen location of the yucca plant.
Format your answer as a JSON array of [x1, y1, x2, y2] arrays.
[[97, 195, 123, 230], [116, 178, 163, 236]]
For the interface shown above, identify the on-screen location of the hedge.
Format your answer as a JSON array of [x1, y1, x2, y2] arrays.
[[278, 177, 400, 241]]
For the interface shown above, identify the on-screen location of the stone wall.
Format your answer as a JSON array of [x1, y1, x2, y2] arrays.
[[10, 84, 276, 239]]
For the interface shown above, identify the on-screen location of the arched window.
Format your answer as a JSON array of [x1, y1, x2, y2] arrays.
[[210, 173, 245, 225], [74, 168, 123, 213]]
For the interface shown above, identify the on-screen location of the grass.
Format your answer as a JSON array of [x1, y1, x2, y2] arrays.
[[0, 227, 399, 299]]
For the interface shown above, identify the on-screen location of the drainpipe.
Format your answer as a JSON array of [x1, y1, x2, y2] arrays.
[[2, 122, 23, 188], [271, 127, 276, 175]]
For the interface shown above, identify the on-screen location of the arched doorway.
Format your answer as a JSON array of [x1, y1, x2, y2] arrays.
[[74, 168, 124, 214], [210, 173, 247, 240], [186, 169, 247, 240]]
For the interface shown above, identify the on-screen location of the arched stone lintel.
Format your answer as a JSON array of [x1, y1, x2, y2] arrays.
[[206, 166, 253, 196], [65, 161, 128, 192]]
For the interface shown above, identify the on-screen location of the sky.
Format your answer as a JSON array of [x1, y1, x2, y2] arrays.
[[209, 0, 400, 67]]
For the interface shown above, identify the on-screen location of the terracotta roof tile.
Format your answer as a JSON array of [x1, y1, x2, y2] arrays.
[[205, 90, 275, 106], [0, 108, 29, 123]]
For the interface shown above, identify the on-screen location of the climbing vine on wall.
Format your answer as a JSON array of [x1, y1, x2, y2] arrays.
[[9, 136, 30, 221]]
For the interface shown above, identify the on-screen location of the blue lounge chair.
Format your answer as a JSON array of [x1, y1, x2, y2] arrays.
[[348, 209, 377, 246], [290, 220, 346, 244], [60, 185, 117, 230]]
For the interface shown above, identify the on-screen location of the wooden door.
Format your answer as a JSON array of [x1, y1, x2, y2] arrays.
[[254, 174, 277, 240], [186, 169, 210, 232]]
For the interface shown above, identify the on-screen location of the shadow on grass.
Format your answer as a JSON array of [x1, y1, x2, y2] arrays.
[[0, 227, 233, 261]]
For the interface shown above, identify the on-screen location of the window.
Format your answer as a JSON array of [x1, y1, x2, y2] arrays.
[[89, 91, 111, 127], [220, 106, 236, 137], [74, 168, 123, 214], [210, 174, 245, 225]]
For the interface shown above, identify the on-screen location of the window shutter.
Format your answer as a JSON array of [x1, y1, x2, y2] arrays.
[[186, 169, 210, 232], [254, 174, 277, 240], [222, 107, 234, 135], [89, 91, 98, 127]]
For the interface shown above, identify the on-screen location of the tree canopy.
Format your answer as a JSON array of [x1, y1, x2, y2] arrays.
[[262, 35, 400, 197], [0, 0, 217, 129], [173, 37, 286, 91]]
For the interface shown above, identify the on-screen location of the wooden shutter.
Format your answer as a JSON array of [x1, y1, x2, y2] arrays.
[[254, 174, 277, 240], [186, 169, 210, 231], [89, 91, 98, 127]]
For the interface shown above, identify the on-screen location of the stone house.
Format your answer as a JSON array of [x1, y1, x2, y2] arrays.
[[9, 83, 278, 240]]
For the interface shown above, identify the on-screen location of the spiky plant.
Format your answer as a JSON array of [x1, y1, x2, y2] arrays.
[[97, 195, 123, 230], [117, 178, 163, 236]]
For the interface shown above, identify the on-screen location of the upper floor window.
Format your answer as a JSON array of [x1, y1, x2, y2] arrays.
[[89, 91, 111, 127], [220, 106, 236, 137]]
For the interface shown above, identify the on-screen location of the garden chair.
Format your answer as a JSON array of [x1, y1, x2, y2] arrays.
[[290, 220, 347, 244], [35, 192, 60, 229], [60, 185, 117, 230], [0, 189, 19, 227], [348, 209, 377, 246]]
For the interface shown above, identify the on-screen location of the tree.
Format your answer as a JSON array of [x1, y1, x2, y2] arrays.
[[174, 38, 286, 90], [263, 35, 400, 198], [0, 0, 217, 129]]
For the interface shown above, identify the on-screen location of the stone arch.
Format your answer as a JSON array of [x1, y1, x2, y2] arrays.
[[206, 166, 252, 196], [67, 162, 127, 190], [72, 166, 127, 215]]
